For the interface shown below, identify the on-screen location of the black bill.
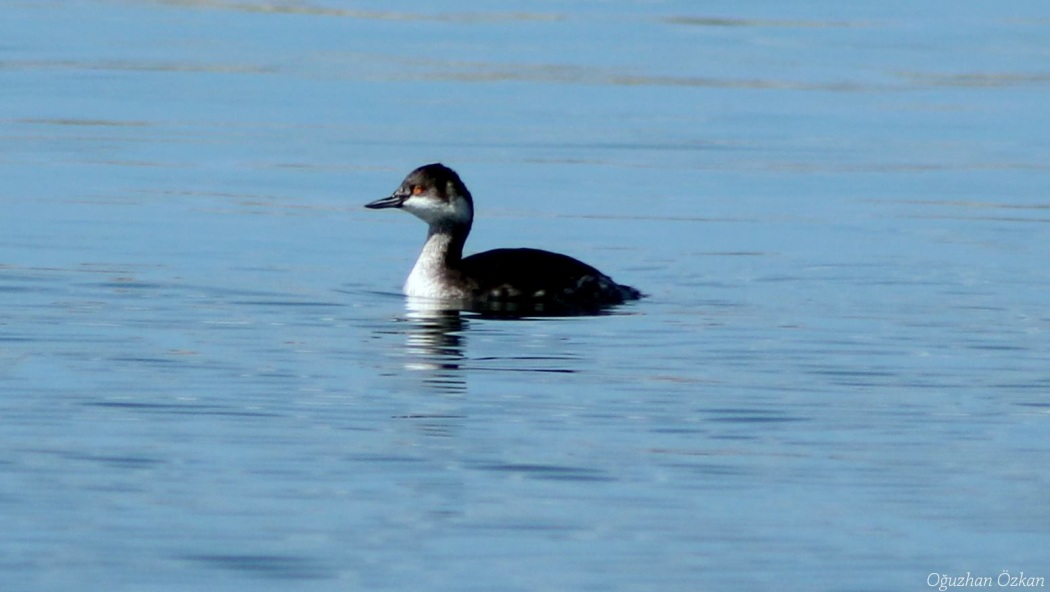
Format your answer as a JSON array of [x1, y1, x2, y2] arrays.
[[364, 194, 406, 209]]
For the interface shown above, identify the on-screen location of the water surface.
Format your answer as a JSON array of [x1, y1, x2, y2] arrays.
[[2, 1, 1049, 590]]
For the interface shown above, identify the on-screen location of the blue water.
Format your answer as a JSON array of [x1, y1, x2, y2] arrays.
[[2, 1, 1049, 590]]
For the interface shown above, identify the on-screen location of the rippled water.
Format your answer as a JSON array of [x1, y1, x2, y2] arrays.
[[3, 1, 1049, 590]]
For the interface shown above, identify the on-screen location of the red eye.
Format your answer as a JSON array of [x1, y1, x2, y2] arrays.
[[411, 185, 424, 196]]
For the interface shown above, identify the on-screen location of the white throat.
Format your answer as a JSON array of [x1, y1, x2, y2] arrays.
[[403, 229, 466, 299]]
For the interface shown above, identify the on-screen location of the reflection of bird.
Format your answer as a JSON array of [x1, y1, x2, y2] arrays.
[[366, 163, 641, 314]]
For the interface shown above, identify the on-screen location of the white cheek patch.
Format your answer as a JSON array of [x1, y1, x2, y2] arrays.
[[402, 198, 449, 225], [403, 196, 472, 226]]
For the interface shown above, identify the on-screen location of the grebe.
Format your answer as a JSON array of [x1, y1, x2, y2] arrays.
[[365, 163, 641, 314]]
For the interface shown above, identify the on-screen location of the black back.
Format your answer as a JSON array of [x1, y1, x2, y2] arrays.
[[460, 248, 639, 312]]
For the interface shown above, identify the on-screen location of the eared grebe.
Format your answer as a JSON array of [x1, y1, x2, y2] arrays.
[[365, 163, 641, 313]]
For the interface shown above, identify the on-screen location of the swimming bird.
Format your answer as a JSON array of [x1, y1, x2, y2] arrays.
[[365, 163, 641, 314]]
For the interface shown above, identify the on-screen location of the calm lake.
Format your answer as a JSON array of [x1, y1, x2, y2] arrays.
[[2, 1, 1049, 590]]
